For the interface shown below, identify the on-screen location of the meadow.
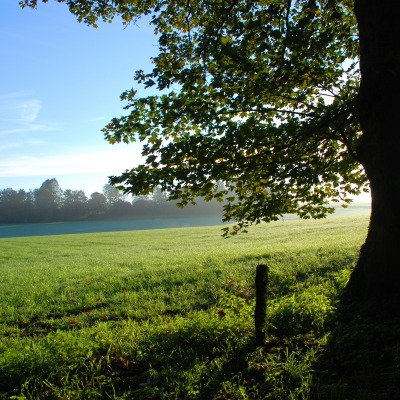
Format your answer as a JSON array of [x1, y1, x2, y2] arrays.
[[1, 213, 399, 399]]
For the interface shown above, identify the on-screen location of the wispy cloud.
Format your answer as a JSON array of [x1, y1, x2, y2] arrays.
[[19, 99, 42, 122], [0, 123, 57, 136], [0, 139, 46, 151], [0, 146, 143, 178], [0, 92, 56, 136]]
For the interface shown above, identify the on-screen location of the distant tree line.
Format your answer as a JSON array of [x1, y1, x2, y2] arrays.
[[0, 179, 223, 224]]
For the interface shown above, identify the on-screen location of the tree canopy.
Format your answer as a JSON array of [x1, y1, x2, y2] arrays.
[[21, 0, 367, 235]]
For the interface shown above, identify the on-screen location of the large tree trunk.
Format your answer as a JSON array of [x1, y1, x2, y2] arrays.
[[345, 0, 400, 304]]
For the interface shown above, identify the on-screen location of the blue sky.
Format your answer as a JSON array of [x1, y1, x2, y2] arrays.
[[0, 0, 156, 195]]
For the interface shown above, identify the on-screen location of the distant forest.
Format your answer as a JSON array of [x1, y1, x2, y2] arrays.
[[0, 178, 223, 224]]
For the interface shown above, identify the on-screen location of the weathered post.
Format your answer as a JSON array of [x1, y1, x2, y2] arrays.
[[255, 264, 269, 345]]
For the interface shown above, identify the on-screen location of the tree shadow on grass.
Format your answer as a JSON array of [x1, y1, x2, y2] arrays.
[[310, 300, 400, 400], [218, 255, 400, 399], [110, 256, 400, 399], [109, 293, 400, 399]]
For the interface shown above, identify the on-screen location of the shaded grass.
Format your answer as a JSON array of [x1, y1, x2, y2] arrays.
[[1, 214, 398, 399]]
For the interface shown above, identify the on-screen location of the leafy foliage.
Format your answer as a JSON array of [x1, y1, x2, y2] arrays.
[[21, 0, 368, 234]]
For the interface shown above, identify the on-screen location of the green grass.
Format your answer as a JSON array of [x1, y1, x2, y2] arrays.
[[1, 215, 399, 399]]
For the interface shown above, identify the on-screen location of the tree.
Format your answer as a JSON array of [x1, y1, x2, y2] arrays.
[[342, 1, 400, 304], [22, 1, 400, 304], [152, 186, 169, 204], [88, 192, 108, 216], [62, 189, 88, 220], [0, 188, 34, 223], [34, 178, 63, 221], [102, 183, 125, 206], [110, 199, 133, 217]]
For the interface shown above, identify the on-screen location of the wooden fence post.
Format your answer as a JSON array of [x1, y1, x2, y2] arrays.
[[255, 264, 269, 345]]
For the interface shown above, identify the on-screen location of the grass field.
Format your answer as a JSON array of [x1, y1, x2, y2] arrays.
[[1, 214, 399, 399]]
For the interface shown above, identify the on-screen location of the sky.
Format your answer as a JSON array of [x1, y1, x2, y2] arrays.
[[0, 0, 157, 196]]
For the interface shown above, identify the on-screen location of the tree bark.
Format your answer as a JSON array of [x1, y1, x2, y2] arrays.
[[345, 0, 400, 304]]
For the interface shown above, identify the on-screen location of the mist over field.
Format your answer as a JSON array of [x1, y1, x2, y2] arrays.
[[0, 202, 370, 239]]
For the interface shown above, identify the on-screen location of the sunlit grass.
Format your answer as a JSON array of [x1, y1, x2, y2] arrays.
[[2, 215, 398, 399], [0, 216, 366, 328]]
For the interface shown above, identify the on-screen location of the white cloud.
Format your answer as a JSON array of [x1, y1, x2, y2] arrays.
[[0, 138, 45, 151], [0, 93, 57, 136], [19, 99, 42, 122], [0, 145, 143, 178], [0, 122, 57, 136]]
